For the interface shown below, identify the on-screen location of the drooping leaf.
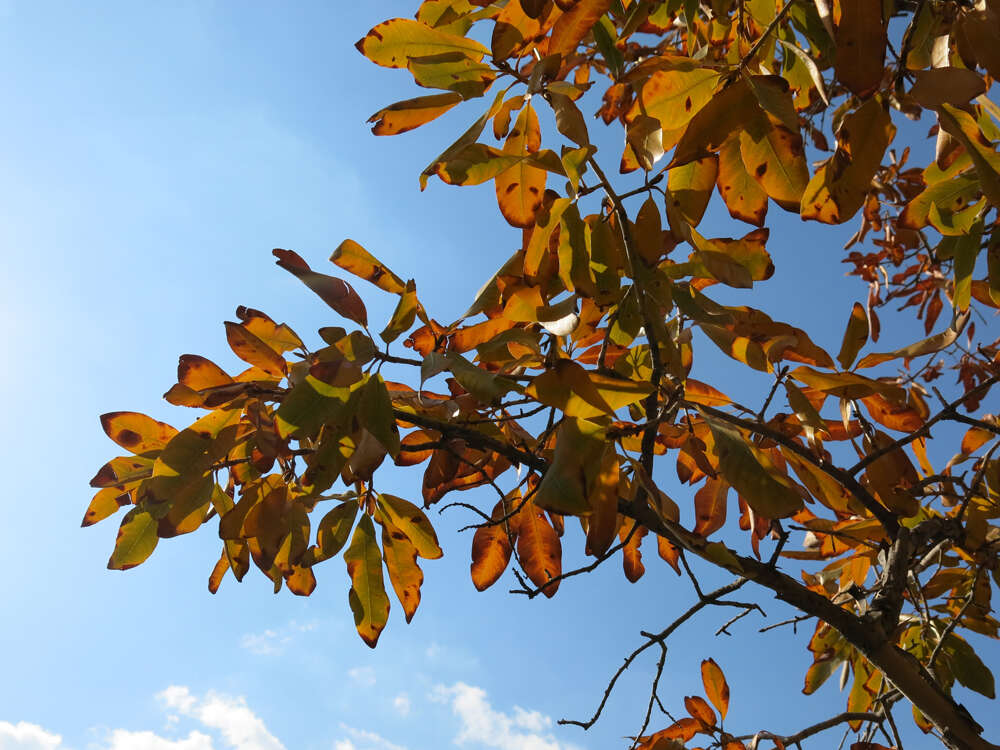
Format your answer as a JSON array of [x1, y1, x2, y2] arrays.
[[547, 0, 613, 60], [377, 494, 443, 559], [107, 508, 159, 571], [837, 302, 869, 370], [512, 498, 562, 597], [833, 0, 886, 99], [381, 521, 424, 623], [344, 514, 391, 648], [495, 103, 547, 228], [470, 499, 514, 591], [703, 413, 804, 518]]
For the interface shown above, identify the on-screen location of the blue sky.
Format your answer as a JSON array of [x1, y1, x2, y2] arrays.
[[1, 2, 998, 750]]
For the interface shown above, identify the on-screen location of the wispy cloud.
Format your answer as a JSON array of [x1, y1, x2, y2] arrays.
[[239, 620, 317, 656], [347, 666, 377, 688], [431, 683, 583, 750], [334, 724, 408, 750], [392, 693, 411, 717]]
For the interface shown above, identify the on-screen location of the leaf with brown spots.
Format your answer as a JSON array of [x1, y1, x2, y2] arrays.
[[356, 17, 489, 69], [89, 456, 154, 490], [377, 493, 443, 559], [667, 155, 718, 227], [512, 498, 562, 597], [82, 488, 130, 527], [381, 520, 424, 622], [470, 499, 515, 591], [669, 79, 758, 169], [331, 239, 407, 295], [801, 99, 894, 224], [635, 67, 719, 132], [495, 103, 546, 228], [739, 102, 808, 212], [107, 508, 158, 570], [368, 92, 463, 135], [344, 514, 391, 648], [224, 322, 286, 378], [716, 136, 768, 226], [273, 248, 368, 327], [100, 412, 178, 458]]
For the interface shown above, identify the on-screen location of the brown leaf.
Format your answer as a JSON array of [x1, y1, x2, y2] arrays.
[[273, 248, 368, 326], [684, 695, 717, 728], [833, 0, 886, 99]]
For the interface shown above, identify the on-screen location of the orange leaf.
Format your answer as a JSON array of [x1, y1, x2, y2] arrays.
[[512, 498, 562, 597], [495, 103, 546, 228], [701, 658, 730, 720], [470, 500, 514, 591], [833, 0, 886, 99], [224, 322, 286, 378], [547, 0, 613, 61], [693, 477, 728, 537], [684, 695, 717, 728]]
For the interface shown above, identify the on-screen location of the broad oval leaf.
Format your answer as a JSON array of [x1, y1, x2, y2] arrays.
[[356, 17, 489, 69], [344, 514, 391, 648]]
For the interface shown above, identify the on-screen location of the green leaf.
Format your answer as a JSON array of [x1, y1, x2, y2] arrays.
[[946, 633, 996, 699], [310, 500, 359, 564], [344, 514, 391, 648], [702, 412, 804, 518], [275, 375, 356, 440], [534, 418, 606, 516], [358, 375, 401, 458], [107, 508, 159, 570], [380, 280, 420, 344]]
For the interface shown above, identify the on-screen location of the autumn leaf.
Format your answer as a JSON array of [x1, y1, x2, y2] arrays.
[[344, 514, 391, 648], [273, 248, 368, 326]]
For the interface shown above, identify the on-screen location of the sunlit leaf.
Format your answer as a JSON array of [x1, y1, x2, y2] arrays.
[[273, 248, 368, 326], [701, 658, 730, 720], [356, 17, 489, 69], [344, 514, 391, 648]]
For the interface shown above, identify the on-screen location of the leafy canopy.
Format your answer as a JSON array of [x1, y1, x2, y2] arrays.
[[87, 1, 1000, 749]]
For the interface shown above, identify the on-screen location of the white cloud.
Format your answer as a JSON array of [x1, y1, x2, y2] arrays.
[[0, 721, 62, 750], [102, 728, 215, 750], [334, 725, 407, 750], [159, 687, 284, 750], [239, 620, 317, 656], [392, 694, 411, 718], [346, 666, 376, 688], [432, 683, 583, 750]]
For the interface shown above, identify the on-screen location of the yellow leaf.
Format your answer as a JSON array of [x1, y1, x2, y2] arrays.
[[356, 17, 488, 69], [701, 659, 730, 720], [495, 103, 546, 228], [344, 514, 391, 648], [381, 520, 424, 623], [368, 92, 463, 135]]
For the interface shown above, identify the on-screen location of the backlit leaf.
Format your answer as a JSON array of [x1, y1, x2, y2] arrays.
[[377, 494, 443, 559], [701, 658, 730, 720], [495, 103, 547, 228], [331, 239, 407, 295], [369, 92, 464, 135], [100, 412, 177, 458], [224, 322, 286, 378], [837, 302, 869, 370], [512, 498, 562, 597], [273, 248, 368, 327], [547, 0, 613, 60], [833, 0, 886, 99], [381, 521, 424, 623], [703, 413, 804, 518], [470, 500, 514, 591], [356, 17, 489, 69], [107, 508, 158, 571], [344, 514, 391, 648]]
